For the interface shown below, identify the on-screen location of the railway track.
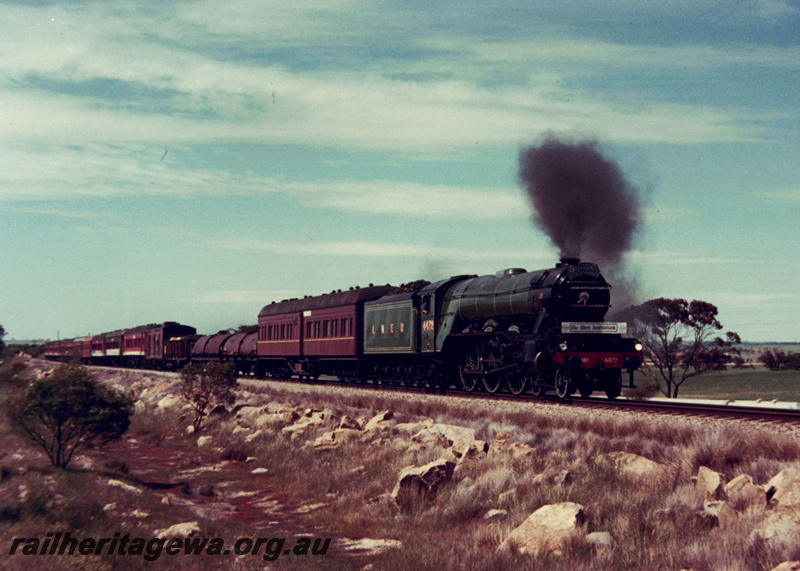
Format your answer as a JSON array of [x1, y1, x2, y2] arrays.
[[84, 363, 800, 427], [248, 372, 800, 427], [490, 392, 800, 425], [565, 396, 800, 425]]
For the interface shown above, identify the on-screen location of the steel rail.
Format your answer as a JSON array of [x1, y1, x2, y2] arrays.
[[83, 363, 800, 426], [443, 388, 800, 425]]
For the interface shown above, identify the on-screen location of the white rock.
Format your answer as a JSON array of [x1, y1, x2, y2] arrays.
[[156, 394, 183, 413], [698, 500, 737, 528], [244, 429, 264, 443], [313, 428, 362, 449], [364, 410, 394, 431], [484, 509, 509, 521], [695, 466, 724, 499], [725, 474, 766, 512], [766, 468, 800, 508], [339, 538, 402, 555], [498, 502, 585, 557], [339, 415, 362, 430], [603, 451, 667, 479], [750, 507, 800, 552], [391, 458, 455, 510], [107, 479, 142, 495], [586, 531, 614, 549], [411, 423, 488, 461], [154, 522, 202, 539]]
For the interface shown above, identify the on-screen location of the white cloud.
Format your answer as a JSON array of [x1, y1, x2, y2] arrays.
[[2, 68, 757, 150], [702, 291, 798, 308], [174, 0, 365, 37], [464, 37, 800, 72], [0, 3, 770, 155], [761, 188, 800, 203], [283, 179, 528, 220], [207, 235, 555, 266], [628, 250, 786, 266], [755, 0, 798, 19], [0, 143, 271, 201], [0, 141, 533, 221], [0, 204, 121, 221]]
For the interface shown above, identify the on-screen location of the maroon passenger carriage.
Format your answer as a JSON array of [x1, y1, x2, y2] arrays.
[[256, 285, 395, 380]]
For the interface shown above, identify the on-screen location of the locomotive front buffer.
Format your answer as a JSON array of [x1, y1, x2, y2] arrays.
[[523, 321, 644, 399]]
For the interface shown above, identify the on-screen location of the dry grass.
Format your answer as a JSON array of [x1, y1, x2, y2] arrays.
[[3, 363, 800, 569]]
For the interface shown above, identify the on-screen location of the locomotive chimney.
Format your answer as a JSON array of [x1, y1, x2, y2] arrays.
[[558, 257, 581, 267]]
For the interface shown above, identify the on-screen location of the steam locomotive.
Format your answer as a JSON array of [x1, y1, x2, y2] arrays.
[[43, 258, 643, 399]]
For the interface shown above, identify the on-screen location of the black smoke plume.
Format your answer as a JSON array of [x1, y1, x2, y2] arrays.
[[518, 136, 644, 311], [518, 137, 641, 264]]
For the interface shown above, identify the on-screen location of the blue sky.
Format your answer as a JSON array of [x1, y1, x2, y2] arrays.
[[1, 0, 799, 342]]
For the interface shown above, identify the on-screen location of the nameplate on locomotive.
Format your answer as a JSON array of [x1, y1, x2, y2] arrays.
[[561, 322, 627, 334]]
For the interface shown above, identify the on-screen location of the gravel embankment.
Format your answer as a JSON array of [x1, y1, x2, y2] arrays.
[[238, 376, 800, 440]]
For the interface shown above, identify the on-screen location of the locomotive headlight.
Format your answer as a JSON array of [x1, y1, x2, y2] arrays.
[[559, 341, 568, 351], [634, 342, 643, 352]]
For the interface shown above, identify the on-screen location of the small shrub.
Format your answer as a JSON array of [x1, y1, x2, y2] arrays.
[[221, 447, 248, 462], [8, 364, 134, 468], [104, 459, 130, 473], [0, 358, 27, 385], [179, 362, 238, 433], [759, 350, 800, 371], [0, 505, 22, 523], [624, 378, 661, 400]]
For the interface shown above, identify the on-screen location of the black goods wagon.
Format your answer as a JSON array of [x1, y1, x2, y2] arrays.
[[192, 331, 234, 363], [222, 331, 257, 374], [164, 334, 199, 368], [145, 322, 197, 364]]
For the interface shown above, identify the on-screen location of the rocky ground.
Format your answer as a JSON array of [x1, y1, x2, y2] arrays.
[[2, 358, 800, 570]]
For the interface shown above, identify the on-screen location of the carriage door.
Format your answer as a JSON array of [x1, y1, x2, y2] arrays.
[[420, 294, 435, 353]]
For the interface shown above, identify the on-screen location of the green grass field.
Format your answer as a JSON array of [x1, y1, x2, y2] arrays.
[[628, 366, 800, 402]]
